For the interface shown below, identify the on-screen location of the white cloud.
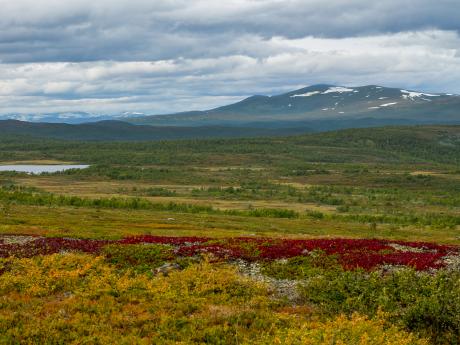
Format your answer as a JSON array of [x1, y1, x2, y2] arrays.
[[0, 29, 459, 113]]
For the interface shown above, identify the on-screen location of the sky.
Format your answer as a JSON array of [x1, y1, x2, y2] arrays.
[[0, 0, 459, 115]]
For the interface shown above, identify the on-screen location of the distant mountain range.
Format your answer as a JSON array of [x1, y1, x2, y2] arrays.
[[0, 120, 309, 141], [0, 111, 146, 124], [127, 85, 460, 130], [1, 85, 459, 135]]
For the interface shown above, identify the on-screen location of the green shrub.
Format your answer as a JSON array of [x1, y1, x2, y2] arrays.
[[298, 268, 460, 344], [261, 253, 341, 280], [306, 210, 325, 219], [102, 244, 173, 272]]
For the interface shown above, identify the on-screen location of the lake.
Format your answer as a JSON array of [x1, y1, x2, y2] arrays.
[[0, 165, 89, 174]]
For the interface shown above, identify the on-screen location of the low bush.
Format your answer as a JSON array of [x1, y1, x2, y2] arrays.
[[102, 244, 174, 272], [262, 313, 427, 345], [0, 253, 427, 345], [298, 268, 460, 344]]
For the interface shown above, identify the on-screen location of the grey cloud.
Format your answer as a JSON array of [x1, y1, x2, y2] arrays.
[[0, 0, 459, 115], [0, 0, 459, 63]]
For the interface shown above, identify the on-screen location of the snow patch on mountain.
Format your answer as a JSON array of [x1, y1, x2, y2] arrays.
[[323, 87, 354, 94], [290, 91, 320, 98], [401, 90, 440, 100]]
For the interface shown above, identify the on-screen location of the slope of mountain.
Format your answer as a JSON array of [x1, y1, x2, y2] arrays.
[[128, 85, 460, 130], [0, 120, 310, 141]]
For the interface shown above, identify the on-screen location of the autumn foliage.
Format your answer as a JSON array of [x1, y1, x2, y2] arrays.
[[1, 235, 457, 271]]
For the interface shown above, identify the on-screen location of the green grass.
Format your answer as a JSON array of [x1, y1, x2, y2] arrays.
[[0, 125, 459, 243], [1, 203, 459, 244]]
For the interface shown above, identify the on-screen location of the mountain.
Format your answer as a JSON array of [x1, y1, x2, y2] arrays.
[[0, 111, 146, 124], [0, 120, 310, 141], [3, 85, 459, 133], [127, 85, 460, 130]]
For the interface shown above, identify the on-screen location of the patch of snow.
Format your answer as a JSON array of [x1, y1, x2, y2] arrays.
[[380, 102, 398, 107], [322, 108, 329, 111], [57, 112, 95, 119], [339, 111, 345, 114], [368, 107, 380, 109], [401, 90, 440, 100], [122, 111, 145, 116], [290, 91, 320, 97], [288, 103, 292, 107], [378, 97, 388, 100], [322, 87, 354, 94]]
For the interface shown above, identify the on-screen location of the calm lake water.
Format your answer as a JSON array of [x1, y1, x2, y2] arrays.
[[0, 165, 89, 174]]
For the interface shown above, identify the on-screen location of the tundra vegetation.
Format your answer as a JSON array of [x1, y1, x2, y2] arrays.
[[0, 125, 459, 344]]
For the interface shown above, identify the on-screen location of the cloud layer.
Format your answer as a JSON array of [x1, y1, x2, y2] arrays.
[[0, 0, 459, 114]]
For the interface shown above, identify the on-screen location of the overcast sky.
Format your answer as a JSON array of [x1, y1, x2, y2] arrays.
[[0, 0, 459, 114]]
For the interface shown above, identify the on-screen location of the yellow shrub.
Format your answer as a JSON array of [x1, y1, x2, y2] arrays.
[[0, 253, 427, 345], [259, 313, 428, 345]]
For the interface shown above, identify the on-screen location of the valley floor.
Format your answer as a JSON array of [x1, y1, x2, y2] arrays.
[[0, 126, 459, 344]]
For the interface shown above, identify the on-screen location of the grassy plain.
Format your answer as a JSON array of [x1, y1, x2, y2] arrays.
[[1, 126, 460, 344], [1, 126, 459, 243]]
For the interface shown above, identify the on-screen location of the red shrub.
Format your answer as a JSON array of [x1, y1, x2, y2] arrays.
[[1, 235, 458, 271], [0, 237, 111, 258]]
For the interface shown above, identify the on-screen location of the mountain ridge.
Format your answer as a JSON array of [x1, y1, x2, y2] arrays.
[[1, 84, 459, 131], [0, 119, 310, 141], [127, 84, 460, 129]]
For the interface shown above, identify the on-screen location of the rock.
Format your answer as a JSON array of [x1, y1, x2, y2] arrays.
[[443, 254, 460, 271], [0, 235, 38, 245], [235, 259, 301, 303], [152, 263, 181, 276]]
